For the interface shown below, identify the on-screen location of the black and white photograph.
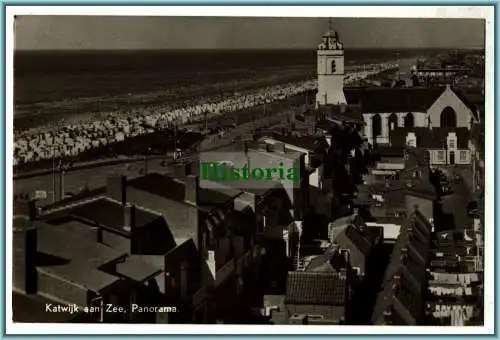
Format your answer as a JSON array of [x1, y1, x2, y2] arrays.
[[6, 6, 493, 333]]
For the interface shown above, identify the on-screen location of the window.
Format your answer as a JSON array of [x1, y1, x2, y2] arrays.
[[460, 150, 468, 161], [404, 113, 414, 128], [437, 150, 445, 161], [448, 139, 456, 149], [441, 106, 457, 127], [388, 114, 398, 131], [372, 114, 382, 137], [331, 60, 336, 73]]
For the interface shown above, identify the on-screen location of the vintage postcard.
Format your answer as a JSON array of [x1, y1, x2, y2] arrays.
[[5, 5, 494, 335]]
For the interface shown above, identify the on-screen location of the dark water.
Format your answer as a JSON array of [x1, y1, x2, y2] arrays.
[[15, 48, 432, 75], [14, 48, 440, 106]]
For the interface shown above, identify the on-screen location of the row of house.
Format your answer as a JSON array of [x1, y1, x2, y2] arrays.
[[13, 140, 308, 323]]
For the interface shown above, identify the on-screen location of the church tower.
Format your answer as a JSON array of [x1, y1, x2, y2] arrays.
[[316, 23, 346, 107]]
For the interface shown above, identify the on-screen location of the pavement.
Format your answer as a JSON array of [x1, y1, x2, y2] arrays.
[[14, 158, 176, 206]]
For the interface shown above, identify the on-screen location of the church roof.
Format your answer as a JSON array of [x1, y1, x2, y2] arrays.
[[355, 87, 445, 114], [346, 86, 479, 117]]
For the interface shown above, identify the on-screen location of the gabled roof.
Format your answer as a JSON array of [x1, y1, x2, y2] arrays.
[[305, 244, 349, 272], [356, 87, 444, 114], [285, 271, 347, 306], [451, 87, 480, 120], [371, 211, 432, 325], [328, 215, 375, 256]]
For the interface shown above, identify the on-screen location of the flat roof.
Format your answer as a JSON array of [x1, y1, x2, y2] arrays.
[[115, 255, 162, 282]]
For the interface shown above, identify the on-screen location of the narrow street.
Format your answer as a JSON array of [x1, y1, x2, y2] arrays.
[[439, 166, 474, 231]]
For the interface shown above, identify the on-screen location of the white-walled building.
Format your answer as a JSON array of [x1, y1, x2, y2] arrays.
[[312, 26, 479, 167], [389, 127, 472, 165], [357, 85, 478, 146], [316, 30, 347, 107]]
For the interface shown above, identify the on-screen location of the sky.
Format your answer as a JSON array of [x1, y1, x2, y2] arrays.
[[14, 16, 485, 50]]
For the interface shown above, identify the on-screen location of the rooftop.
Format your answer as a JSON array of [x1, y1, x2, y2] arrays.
[[285, 271, 347, 306], [305, 245, 349, 272], [350, 87, 445, 114], [261, 134, 320, 152], [128, 173, 239, 207], [372, 212, 432, 325], [390, 127, 470, 149], [115, 255, 162, 282], [41, 197, 161, 235], [31, 223, 126, 292]]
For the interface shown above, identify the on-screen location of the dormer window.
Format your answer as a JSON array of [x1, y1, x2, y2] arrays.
[[406, 132, 417, 147], [447, 132, 457, 149]]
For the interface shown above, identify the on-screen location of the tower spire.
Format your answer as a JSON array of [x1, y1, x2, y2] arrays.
[[328, 18, 333, 31]]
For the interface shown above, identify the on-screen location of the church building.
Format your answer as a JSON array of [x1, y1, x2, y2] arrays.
[[314, 27, 480, 166]]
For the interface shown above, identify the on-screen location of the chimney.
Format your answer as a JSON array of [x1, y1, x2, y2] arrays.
[[106, 175, 127, 205], [359, 223, 366, 233], [275, 142, 286, 153], [184, 175, 199, 206], [14, 199, 37, 220], [340, 249, 350, 263], [400, 247, 408, 260], [123, 203, 135, 233], [325, 134, 332, 147], [175, 162, 192, 178], [20, 226, 38, 294], [391, 274, 401, 289], [13, 209, 38, 294]]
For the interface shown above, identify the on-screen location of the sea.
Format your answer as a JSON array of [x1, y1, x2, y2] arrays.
[[14, 48, 443, 128]]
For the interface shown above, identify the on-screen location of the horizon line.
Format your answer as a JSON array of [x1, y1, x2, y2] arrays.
[[14, 46, 485, 52]]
